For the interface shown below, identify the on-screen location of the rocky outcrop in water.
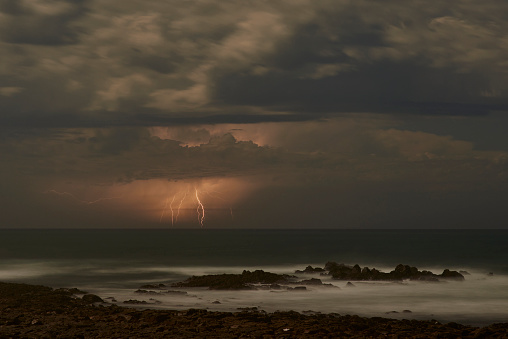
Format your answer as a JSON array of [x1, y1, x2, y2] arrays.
[[171, 270, 293, 290], [139, 283, 166, 289], [298, 262, 465, 282], [171, 263, 465, 291], [295, 265, 326, 274]]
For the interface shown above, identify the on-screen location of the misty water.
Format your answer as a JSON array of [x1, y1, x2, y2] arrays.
[[0, 229, 507, 326]]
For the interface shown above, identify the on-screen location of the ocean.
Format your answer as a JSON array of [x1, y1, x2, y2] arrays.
[[0, 229, 507, 326]]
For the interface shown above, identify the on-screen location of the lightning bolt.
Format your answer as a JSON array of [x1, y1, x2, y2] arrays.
[[44, 190, 122, 205], [175, 189, 188, 223], [195, 188, 205, 227], [169, 195, 176, 227], [159, 197, 169, 222]]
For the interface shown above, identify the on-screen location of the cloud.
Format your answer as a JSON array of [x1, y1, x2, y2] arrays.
[[1, 115, 507, 228], [1, 1, 508, 228], [2, 118, 506, 189], [1, 0, 507, 128], [0, 86, 23, 96], [0, 0, 87, 45]]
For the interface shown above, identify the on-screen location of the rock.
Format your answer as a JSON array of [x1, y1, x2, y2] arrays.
[[324, 262, 348, 271], [0, 281, 507, 338], [324, 262, 464, 282], [56, 287, 87, 294], [82, 294, 104, 304], [6, 316, 23, 325], [164, 290, 188, 295], [295, 265, 325, 274], [402, 310, 412, 313], [171, 270, 292, 290], [322, 283, 339, 288], [237, 307, 258, 311], [391, 264, 418, 280], [298, 278, 323, 285], [291, 286, 307, 291], [302, 310, 321, 315], [139, 284, 166, 289], [459, 270, 471, 275], [346, 282, 356, 287], [440, 269, 465, 281], [212, 300, 221, 304], [135, 289, 161, 295], [123, 299, 148, 305], [414, 275, 440, 282]]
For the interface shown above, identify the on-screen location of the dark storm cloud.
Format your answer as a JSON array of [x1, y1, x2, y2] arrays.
[[1, 1, 508, 228], [0, 0, 87, 45], [213, 62, 501, 115], [2, 124, 506, 187], [0, 128, 302, 183], [209, 1, 508, 115], [1, 0, 507, 128], [1, 121, 507, 228]]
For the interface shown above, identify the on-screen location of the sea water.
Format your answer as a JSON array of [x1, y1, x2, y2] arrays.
[[0, 229, 507, 326]]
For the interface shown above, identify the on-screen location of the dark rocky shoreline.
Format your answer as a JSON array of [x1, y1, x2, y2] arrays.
[[170, 263, 466, 291], [1, 282, 508, 338]]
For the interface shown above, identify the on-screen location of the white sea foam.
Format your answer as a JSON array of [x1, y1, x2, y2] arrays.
[[78, 266, 508, 327], [2, 259, 507, 326]]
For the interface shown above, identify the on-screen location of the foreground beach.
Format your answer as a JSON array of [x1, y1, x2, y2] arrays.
[[1, 282, 507, 338]]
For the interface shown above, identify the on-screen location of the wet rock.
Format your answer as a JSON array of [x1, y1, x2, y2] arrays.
[[164, 290, 188, 295], [237, 307, 258, 311], [459, 270, 471, 275], [56, 287, 87, 294], [0, 281, 507, 338], [123, 299, 148, 304], [135, 289, 161, 295], [6, 315, 23, 325], [302, 310, 321, 315], [139, 284, 166, 289], [346, 282, 356, 287], [322, 262, 464, 282], [269, 284, 282, 290], [298, 278, 324, 285], [289, 286, 307, 291], [295, 265, 325, 274], [171, 270, 292, 290], [82, 294, 104, 304], [440, 269, 465, 281]]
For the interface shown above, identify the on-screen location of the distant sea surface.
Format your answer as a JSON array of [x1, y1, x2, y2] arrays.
[[1, 229, 507, 326]]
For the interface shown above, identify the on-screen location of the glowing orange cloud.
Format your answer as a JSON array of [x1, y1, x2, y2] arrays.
[[43, 177, 257, 228]]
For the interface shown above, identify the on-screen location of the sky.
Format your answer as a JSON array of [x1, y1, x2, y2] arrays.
[[1, 0, 508, 229]]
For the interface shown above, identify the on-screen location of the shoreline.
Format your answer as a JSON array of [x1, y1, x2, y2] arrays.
[[1, 282, 507, 338]]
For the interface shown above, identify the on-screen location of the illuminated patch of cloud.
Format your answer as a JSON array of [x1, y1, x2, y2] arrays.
[[1, 0, 507, 127], [0, 86, 23, 97]]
